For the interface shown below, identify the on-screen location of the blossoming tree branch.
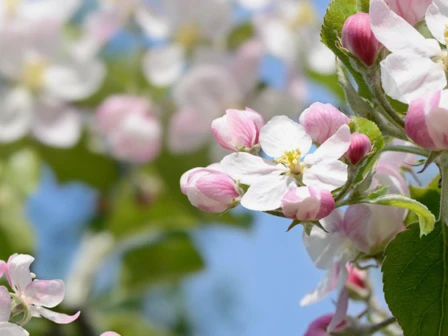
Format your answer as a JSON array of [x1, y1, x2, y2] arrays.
[[181, 0, 448, 334]]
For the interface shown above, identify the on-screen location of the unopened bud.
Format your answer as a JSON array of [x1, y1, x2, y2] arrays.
[[299, 103, 350, 144], [405, 90, 448, 151], [342, 13, 380, 66], [346, 133, 371, 165], [211, 108, 265, 152], [180, 165, 240, 213], [281, 186, 335, 221], [345, 265, 370, 301]]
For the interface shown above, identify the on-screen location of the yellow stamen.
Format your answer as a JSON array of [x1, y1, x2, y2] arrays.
[[174, 23, 201, 49], [278, 149, 302, 174], [21, 58, 47, 92], [288, 1, 316, 29], [5, 0, 19, 16]]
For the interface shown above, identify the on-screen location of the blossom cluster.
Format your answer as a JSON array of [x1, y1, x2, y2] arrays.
[[0, 253, 118, 336]]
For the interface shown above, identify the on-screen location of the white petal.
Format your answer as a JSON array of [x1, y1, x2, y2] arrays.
[[304, 125, 351, 165], [370, 0, 441, 57], [142, 44, 185, 87], [0, 322, 29, 336], [328, 288, 349, 333], [426, 1, 448, 45], [380, 53, 447, 104], [303, 160, 348, 191], [241, 175, 293, 211], [0, 286, 10, 322], [32, 103, 81, 148], [43, 59, 105, 101], [300, 263, 340, 306], [34, 307, 80, 324], [7, 254, 34, 293], [0, 87, 32, 143], [260, 116, 312, 158], [135, 4, 172, 39], [237, 0, 271, 10], [24, 280, 65, 308], [220, 152, 285, 185], [20, 0, 80, 23], [250, 87, 304, 120]]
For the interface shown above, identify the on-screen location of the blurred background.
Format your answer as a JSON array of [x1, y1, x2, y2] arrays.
[[0, 0, 384, 335]]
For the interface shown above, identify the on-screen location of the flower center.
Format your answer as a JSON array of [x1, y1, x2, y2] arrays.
[[4, 0, 20, 16], [288, 1, 316, 29], [278, 149, 302, 174], [21, 57, 47, 92], [174, 23, 201, 49]]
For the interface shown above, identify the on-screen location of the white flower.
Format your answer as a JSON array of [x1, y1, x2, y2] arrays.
[[0, 286, 29, 336], [370, 0, 447, 103], [221, 116, 351, 211]]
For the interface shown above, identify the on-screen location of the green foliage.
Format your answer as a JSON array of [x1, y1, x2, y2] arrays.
[[382, 222, 448, 335], [121, 231, 204, 293], [356, 0, 370, 12], [321, 0, 371, 98], [227, 22, 255, 50], [103, 313, 173, 336]]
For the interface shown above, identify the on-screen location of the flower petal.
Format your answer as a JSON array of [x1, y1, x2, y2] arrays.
[[426, 0, 448, 45], [327, 288, 349, 333], [142, 44, 185, 87], [32, 102, 81, 148], [0, 286, 10, 322], [0, 87, 33, 143], [34, 306, 80, 324], [259, 116, 312, 158], [343, 205, 371, 253], [24, 280, 65, 308], [303, 160, 348, 191], [380, 53, 447, 104], [7, 254, 34, 293], [43, 59, 105, 102], [370, 0, 441, 57], [304, 125, 351, 165], [0, 322, 29, 336], [220, 152, 284, 185], [240, 175, 293, 211], [300, 262, 340, 306]]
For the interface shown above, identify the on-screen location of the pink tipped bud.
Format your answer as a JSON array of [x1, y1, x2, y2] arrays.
[[180, 165, 240, 213], [304, 314, 348, 336], [96, 95, 162, 163], [405, 90, 448, 151], [299, 103, 350, 144], [211, 108, 265, 152], [345, 265, 370, 300], [346, 133, 371, 165], [387, 0, 432, 25], [281, 187, 335, 221], [342, 13, 380, 66]]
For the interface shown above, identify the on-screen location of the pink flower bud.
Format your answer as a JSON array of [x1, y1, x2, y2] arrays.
[[211, 108, 265, 151], [304, 314, 348, 336], [387, 0, 432, 25], [281, 187, 335, 221], [345, 265, 370, 300], [180, 165, 240, 213], [299, 103, 350, 144], [405, 90, 448, 151], [96, 95, 162, 163], [342, 13, 380, 66], [346, 133, 371, 165]]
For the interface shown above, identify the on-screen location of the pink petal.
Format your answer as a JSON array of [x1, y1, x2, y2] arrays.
[[24, 280, 65, 308], [0, 286, 10, 322], [35, 306, 80, 324], [7, 254, 34, 293]]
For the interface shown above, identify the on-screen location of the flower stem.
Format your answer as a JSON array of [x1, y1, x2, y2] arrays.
[[366, 316, 397, 334]]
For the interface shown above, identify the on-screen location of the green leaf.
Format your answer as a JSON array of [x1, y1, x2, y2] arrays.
[[121, 231, 204, 292], [356, 0, 370, 12], [359, 194, 436, 236], [227, 22, 254, 50], [102, 312, 172, 336], [382, 221, 448, 335], [321, 0, 371, 98]]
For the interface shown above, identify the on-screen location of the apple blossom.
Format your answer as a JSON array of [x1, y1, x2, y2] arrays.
[[345, 265, 370, 300], [370, 0, 447, 103], [299, 103, 350, 144], [342, 13, 380, 66], [0, 286, 29, 336], [5, 254, 80, 325], [221, 115, 351, 211], [211, 108, 265, 152], [346, 133, 372, 165], [281, 187, 335, 221], [304, 313, 348, 336], [405, 90, 448, 151], [181, 165, 241, 213], [96, 95, 162, 163]]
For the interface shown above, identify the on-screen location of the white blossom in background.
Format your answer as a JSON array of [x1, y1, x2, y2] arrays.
[[0, 2, 105, 148], [370, 0, 446, 103]]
